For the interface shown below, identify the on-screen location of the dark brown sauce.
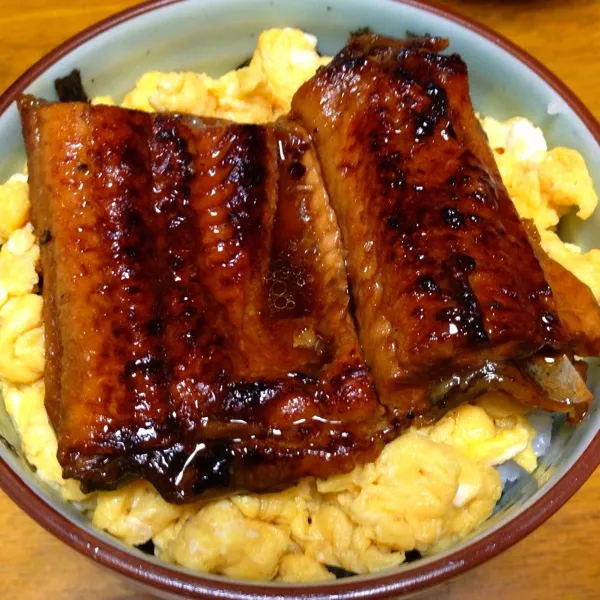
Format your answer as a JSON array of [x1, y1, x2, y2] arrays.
[[267, 250, 312, 317]]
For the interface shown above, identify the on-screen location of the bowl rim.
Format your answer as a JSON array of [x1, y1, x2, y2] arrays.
[[1, 0, 600, 598]]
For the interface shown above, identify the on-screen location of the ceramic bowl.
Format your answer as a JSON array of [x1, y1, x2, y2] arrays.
[[1, 0, 599, 598]]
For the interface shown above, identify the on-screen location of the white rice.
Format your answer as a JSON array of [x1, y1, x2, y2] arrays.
[[496, 410, 554, 488]]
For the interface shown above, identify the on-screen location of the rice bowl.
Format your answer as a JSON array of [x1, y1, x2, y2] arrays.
[[1, 1, 600, 598]]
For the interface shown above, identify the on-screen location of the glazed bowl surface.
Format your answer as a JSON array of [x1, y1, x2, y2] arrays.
[[1, 0, 599, 598]]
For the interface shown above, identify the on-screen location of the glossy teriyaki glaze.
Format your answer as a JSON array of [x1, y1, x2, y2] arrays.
[[292, 35, 600, 422], [20, 99, 388, 501], [17, 35, 600, 502]]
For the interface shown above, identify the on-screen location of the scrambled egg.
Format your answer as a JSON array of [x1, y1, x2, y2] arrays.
[[97, 28, 330, 123], [480, 116, 600, 298], [0, 28, 598, 582]]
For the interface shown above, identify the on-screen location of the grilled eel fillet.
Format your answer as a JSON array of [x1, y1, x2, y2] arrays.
[[18, 35, 600, 500], [291, 34, 600, 423], [19, 97, 389, 502]]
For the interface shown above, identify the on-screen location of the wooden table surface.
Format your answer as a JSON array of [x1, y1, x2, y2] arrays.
[[1, 1, 600, 598]]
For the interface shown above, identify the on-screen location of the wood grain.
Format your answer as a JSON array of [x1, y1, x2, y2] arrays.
[[1, 1, 599, 598]]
